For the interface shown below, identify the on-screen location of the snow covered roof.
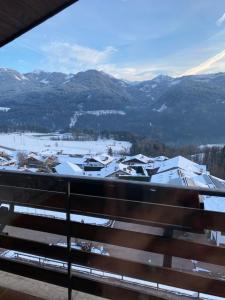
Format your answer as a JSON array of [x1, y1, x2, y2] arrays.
[[0, 157, 8, 164], [85, 160, 136, 178], [27, 153, 44, 161], [204, 196, 225, 213], [151, 169, 186, 186], [191, 174, 225, 213], [57, 154, 86, 165], [153, 156, 169, 161], [123, 154, 152, 164], [85, 154, 114, 165], [22, 167, 39, 173], [151, 165, 212, 187], [157, 156, 205, 174], [55, 162, 83, 176], [151, 163, 225, 214]]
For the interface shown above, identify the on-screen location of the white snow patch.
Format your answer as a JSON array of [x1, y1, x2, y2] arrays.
[[40, 79, 49, 84], [14, 74, 28, 81], [0, 107, 10, 112], [14, 205, 109, 225], [199, 144, 225, 149], [63, 74, 74, 84], [153, 104, 167, 113], [70, 110, 126, 127]]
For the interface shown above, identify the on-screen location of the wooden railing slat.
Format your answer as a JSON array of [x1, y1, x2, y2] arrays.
[[2, 213, 225, 266], [0, 235, 224, 298]]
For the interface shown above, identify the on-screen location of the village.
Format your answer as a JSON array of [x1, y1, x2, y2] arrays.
[[0, 144, 225, 249]]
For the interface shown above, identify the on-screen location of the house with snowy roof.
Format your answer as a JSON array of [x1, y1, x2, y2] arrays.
[[151, 168, 190, 186], [57, 154, 86, 167], [122, 154, 152, 165], [25, 153, 45, 168], [153, 156, 169, 162], [156, 156, 206, 175], [54, 161, 83, 176], [83, 154, 114, 170], [85, 161, 136, 178]]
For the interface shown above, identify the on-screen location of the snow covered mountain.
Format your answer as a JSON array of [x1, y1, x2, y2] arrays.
[[1, 68, 225, 145]]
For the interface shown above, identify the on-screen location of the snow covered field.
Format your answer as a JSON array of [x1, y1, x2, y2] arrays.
[[199, 143, 225, 149], [0, 133, 131, 155]]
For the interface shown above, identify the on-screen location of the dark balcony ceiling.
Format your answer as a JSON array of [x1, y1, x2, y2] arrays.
[[0, 0, 78, 47]]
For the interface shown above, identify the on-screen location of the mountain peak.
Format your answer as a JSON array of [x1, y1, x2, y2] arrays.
[[0, 68, 28, 81], [152, 74, 172, 82]]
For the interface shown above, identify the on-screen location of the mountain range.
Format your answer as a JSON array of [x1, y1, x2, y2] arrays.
[[1, 68, 225, 145]]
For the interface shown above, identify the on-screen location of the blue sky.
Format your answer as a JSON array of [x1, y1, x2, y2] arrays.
[[1, 0, 225, 80]]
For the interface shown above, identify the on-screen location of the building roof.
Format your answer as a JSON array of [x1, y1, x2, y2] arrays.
[[55, 161, 83, 176], [151, 161, 225, 214], [27, 153, 44, 162], [0, 0, 77, 47], [151, 169, 186, 186], [85, 161, 136, 178], [123, 154, 152, 164], [154, 156, 169, 161], [57, 155, 86, 165], [85, 154, 114, 165], [157, 156, 205, 174], [204, 196, 225, 213]]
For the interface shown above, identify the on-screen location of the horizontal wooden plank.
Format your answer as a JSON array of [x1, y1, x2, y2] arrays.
[[0, 185, 65, 208], [0, 234, 67, 261], [0, 257, 163, 300], [69, 178, 200, 207], [72, 223, 225, 267], [2, 213, 225, 266], [69, 193, 225, 232], [0, 171, 67, 192], [0, 235, 224, 298], [1, 186, 224, 231], [0, 170, 225, 198], [0, 181, 199, 210], [71, 250, 225, 298], [1, 169, 225, 203]]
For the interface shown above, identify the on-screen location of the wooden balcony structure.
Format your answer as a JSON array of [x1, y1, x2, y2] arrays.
[[0, 170, 223, 299]]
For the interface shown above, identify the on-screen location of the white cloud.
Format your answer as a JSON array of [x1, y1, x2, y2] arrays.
[[216, 13, 225, 26], [40, 41, 162, 81], [97, 64, 157, 81], [41, 42, 117, 73], [181, 49, 225, 76]]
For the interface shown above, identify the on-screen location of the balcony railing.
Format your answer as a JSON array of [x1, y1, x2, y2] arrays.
[[0, 170, 224, 299]]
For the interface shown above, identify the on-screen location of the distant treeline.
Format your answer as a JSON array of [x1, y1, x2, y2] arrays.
[[0, 124, 49, 133], [196, 147, 225, 180], [71, 128, 200, 157]]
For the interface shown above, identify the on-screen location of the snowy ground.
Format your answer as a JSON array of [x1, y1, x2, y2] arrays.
[[0, 132, 131, 155], [14, 206, 110, 226], [199, 144, 225, 149]]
